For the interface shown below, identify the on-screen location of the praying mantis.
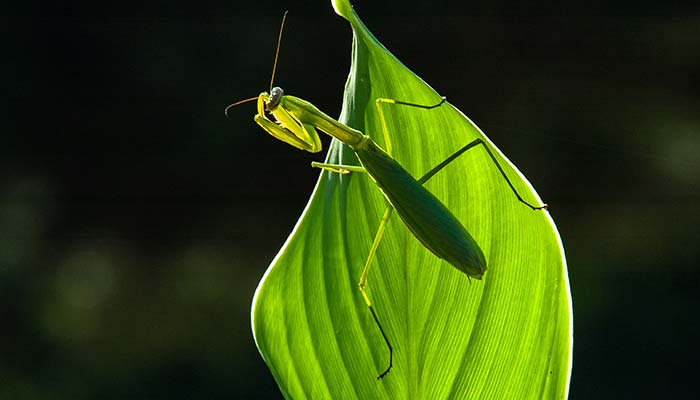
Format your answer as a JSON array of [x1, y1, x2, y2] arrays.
[[228, 13, 547, 379]]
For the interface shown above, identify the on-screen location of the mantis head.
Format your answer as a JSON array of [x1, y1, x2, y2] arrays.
[[256, 86, 284, 118], [264, 87, 284, 111]]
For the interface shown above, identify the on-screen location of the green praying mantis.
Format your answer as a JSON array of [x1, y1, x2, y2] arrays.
[[227, 13, 548, 379]]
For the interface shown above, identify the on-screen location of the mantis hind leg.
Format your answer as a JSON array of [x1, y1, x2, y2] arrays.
[[376, 95, 547, 210], [416, 138, 548, 210]]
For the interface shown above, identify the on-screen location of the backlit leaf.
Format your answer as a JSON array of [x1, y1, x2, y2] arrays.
[[251, 1, 572, 398]]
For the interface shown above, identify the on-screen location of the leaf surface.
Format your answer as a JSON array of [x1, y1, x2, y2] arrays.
[[251, 1, 572, 398]]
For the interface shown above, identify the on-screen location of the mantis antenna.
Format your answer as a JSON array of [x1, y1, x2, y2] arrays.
[[224, 11, 289, 117], [269, 10, 288, 92]]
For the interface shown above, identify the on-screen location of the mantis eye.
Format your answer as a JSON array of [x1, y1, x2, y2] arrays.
[[267, 87, 284, 111]]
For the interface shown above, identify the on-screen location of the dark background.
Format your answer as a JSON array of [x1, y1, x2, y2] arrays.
[[3, 1, 699, 398]]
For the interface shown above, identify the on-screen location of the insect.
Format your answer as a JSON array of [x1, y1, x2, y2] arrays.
[[227, 12, 547, 379]]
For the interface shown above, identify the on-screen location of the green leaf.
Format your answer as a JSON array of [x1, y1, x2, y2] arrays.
[[251, 1, 572, 398]]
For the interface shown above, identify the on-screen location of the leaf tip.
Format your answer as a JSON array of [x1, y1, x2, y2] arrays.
[[332, 0, 353, 20]]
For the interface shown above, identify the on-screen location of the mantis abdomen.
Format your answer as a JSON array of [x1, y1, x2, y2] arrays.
[[353, 136, 487, 279]]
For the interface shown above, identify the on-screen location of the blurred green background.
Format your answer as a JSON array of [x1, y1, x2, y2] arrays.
[[3, 1, 699, 398]]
